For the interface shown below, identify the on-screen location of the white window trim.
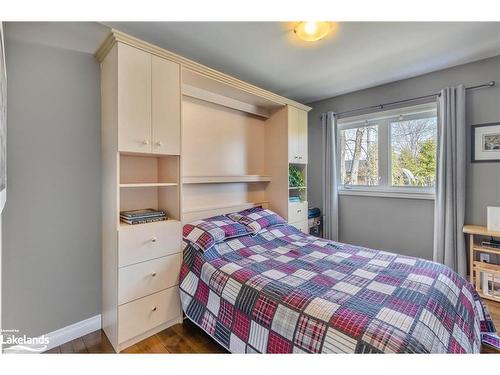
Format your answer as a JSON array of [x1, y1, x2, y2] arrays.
[[337, 102, 437, 200]]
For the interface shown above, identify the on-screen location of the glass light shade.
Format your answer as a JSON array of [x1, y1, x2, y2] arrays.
[[294, 22, 331, 42]]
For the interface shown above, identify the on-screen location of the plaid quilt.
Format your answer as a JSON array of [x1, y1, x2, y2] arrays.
[[179, 225, 496, 353]]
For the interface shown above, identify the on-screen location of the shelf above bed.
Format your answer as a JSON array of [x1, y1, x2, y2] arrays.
[[183, 175, 271, 184], [120, 183, 178, 188], [182, 201, 269, 222]]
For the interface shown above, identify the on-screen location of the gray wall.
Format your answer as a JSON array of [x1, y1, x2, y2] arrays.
[[308, 55, 500, 260], [2, 38, 101, 337]]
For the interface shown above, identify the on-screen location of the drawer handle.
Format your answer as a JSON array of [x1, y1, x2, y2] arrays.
[[151, 272, 156, 277], [150, 237, 157, 243], [151, 306, 157, 312]]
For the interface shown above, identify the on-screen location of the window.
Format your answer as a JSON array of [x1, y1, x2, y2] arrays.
[[390, 115, 437, 188], [338, 103, 437, 198], [339, 124, 379, 186]]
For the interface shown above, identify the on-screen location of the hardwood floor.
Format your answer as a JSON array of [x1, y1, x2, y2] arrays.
[[45, 302, 500, 354], [483, 300, 500, 354], [44, 319, 227, 354]]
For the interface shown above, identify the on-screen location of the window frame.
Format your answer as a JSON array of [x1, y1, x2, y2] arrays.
[[337, 102, 437, 200]]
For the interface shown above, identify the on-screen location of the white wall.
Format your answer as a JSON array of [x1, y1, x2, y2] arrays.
[[2, 36, 102, 338]]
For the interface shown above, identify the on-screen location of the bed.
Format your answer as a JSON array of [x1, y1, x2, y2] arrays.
[[179, 215, 496, 353]]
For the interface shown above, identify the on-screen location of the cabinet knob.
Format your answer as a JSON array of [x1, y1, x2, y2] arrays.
[[297, 209, 302, 213], [156, 141, 163, 147], [151, 306, 157, 312], [151, 272, 156, 277], [143, 140, 150, 145], [151, 237, 157, 243]]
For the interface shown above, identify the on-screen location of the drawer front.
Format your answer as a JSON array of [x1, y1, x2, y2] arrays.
[[119, 220, 181, 267], [288, 202, 307, 224], [118, 287, 180, 344], [119, 253, 181, 305], [290, 220, 309, 234]]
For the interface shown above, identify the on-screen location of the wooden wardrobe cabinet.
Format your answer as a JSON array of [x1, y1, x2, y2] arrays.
[[118, 43, 180, 155], [98, 29, 312, 352], [288, 106, 308, 164]]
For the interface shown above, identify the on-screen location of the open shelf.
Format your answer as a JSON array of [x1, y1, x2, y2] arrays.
[[120, 183, 178, 188], [477, 292, 500, 303], [474, 261, 500, 273], [183, 175, 271, 184], [182, 201, 269, 222], [182, 201, 269, 214], [182, 68, 283, 119], [289, 186, 307, 190], [473, 244, 500, 256], [120, 154, 179, 185], [119, 153, 181, 221]]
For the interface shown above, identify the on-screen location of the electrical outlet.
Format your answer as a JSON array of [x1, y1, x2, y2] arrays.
[[479, 253, 490, 263]]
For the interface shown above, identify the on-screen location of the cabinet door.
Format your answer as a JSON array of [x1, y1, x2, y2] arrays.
[[288, 106, 299, 163], [152, 56, 181, 155], [118, 44, 152, 153], [298, 109, 308, 163]]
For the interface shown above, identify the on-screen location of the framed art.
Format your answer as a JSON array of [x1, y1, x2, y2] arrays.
[[471, 122, 500, 163]]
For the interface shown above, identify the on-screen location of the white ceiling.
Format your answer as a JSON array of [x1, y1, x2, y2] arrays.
[[6, 22, 500, 103], [107, 22, 500, 103]]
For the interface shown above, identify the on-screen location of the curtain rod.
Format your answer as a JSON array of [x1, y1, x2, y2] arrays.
[[334, 81, 495, 118]]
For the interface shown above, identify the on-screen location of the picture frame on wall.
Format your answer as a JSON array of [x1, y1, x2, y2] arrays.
[[471, 122, 500, 163]]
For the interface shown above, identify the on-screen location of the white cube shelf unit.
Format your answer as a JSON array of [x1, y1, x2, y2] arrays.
[[119, 154, 181, 221], [97, 29, 311, 352]]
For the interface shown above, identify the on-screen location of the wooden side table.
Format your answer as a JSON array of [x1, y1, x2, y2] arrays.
[[464, 226, 500, 353], [463, 225, 500, 303]]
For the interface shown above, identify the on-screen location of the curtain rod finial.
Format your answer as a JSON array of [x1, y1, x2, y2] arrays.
[[489, 81, 495, 87]]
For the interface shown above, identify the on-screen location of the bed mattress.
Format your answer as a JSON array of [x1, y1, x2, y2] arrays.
[[179, 225, 495, 353]]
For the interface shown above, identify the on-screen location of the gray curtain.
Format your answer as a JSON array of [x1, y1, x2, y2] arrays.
[[433, 85, 467, 276], [321, 112, 339, 241]]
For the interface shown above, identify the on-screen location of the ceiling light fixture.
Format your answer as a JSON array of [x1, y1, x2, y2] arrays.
[[294, 22, 331, 42]]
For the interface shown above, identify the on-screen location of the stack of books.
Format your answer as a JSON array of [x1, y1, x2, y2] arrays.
[[120, 209, 168, 225]]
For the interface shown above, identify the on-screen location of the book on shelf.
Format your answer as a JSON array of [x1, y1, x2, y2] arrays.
[[120, 213, 166, 221], [121, 216, 168, 225], [120, 208, 168, 225], [120, 208, 167, 219]]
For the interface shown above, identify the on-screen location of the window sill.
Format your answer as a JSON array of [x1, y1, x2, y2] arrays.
[[338, 188, 435, 200]]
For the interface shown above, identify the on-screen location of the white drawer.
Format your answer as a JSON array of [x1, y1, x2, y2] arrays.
[[118, 253, 181, 305], [118, 287, 180, 344], [288, 201, 307, 224], [119, 220, 181, 267], [290, 219, 309, 234]]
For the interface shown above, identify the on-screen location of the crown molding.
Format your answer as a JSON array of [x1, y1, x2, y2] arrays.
[[95, 29, 311, 112]]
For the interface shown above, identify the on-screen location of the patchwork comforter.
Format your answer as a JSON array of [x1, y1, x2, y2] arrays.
[[179, 225, 496, 353]]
